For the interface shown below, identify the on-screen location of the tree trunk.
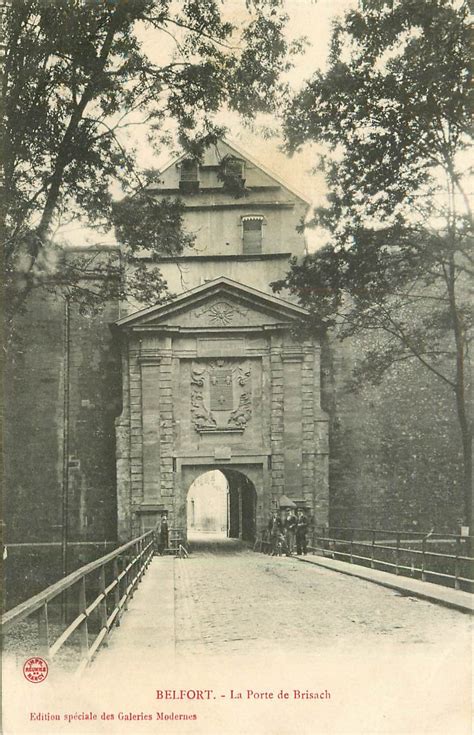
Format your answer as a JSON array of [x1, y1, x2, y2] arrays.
[[8, 5, 124, 318], [446, 253, 473, 530]]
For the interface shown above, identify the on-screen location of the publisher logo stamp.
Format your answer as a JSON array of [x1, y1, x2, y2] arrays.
[[23, 657, 48, 683]]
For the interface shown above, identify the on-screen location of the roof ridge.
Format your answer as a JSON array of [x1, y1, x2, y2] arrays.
[[153, 138, 311, 206], [115, 276, 308, 327]]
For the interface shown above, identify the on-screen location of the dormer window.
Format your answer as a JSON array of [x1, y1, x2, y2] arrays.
[[218, 155, 247, 197], [242, 215, 264, 254], [224, 156, 245, 181], [179, 159, 199, 192]]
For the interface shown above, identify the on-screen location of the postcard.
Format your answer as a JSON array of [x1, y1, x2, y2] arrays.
[[2, 1, 472, 733]]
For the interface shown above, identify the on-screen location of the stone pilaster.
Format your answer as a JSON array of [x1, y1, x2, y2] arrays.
[[139, 351, 161, 501], [270, 335, 284, 504], [158, 346, 174, 502], [282, 354, 303, 495], [129, 348, 143, 537], [313, 343, 329, 527], [302, 343, 316, 509], [116, 339, 131, 541]]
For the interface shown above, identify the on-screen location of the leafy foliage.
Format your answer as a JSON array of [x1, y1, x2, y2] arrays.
[[216, 155, 249, 198], [112, 196, 195, 256], [1, 0, 298, 317], [325, 332, 464, 531], [274, 0, 473, 521]]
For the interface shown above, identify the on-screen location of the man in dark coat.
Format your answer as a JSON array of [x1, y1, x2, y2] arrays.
[[284, 509, 297, 555], [270, 512, 283, 556], [156, 513, 169, 555], [296, 510, 308, 555]]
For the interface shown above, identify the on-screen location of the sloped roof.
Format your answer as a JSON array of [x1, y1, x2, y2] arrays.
[[115, 275, 307, 328], [278, 495, 298, 508], [152, 136, 311, 206]]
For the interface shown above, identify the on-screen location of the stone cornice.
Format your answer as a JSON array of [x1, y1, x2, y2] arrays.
[[130, 324, 291, 335], [138, 352, 161, 366], [130, 252, 292, 263], [281, 351, 304, 363]]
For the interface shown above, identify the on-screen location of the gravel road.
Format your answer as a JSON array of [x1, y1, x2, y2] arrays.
[[174, 537, 471, 657]]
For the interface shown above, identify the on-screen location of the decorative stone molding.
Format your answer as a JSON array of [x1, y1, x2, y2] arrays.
[[281, 350, 304, 363], [196, 300, 248, 326], [138, 351, 161, 366], [228, 391, 252, 428], [190, 359, 252, 433], [190, 387, 217, 431]]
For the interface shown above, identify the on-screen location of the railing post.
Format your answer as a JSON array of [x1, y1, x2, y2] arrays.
[[78, 576, 89, 658], [137, 539, 142, 583], [138, 538, 145, 582], [142, 534, 147, 567], [98, 565, 107, 632], [132, 543, 139, 593], [113, 559, 120, 626], [124, 555, 130, 610], [349, 529, 354, 564], [454, 536, 461, 590], [421, 537, 427, 582], [371, 529, 376, 569], [395, 533, 401, 575], [37, 603, 50, 657], [61, 589, 68, 626]]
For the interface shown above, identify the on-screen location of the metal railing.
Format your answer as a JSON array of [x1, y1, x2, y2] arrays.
[[309, 527, 474, 591], [254, 526, 473, 590], [2, 531, 154, 674]]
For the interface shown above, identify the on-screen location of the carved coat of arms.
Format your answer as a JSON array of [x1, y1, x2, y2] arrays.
[[191, 359, 251, 432]]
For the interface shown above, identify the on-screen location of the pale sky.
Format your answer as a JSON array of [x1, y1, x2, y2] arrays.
[[59, 0, 356, 248]]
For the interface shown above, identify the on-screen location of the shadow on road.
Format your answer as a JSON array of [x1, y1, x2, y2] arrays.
[[187, 532, 248, 555]]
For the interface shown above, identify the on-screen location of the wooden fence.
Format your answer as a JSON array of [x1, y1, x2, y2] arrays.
[[2, 531, 154, 674]]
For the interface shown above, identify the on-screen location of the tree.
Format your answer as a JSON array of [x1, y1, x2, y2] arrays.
[[1, 0, 299, 323], [273, 0, 473, 527]]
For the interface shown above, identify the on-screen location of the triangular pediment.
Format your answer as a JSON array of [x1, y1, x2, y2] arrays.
[[152, 137, 310, 205], [115, 277, 307, 331]]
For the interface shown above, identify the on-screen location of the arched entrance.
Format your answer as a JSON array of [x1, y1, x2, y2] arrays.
[[187, 470, 228, 538], [186, 469, 257, 542], [115, 278, 330, 544], [225, 469, 257, 541]]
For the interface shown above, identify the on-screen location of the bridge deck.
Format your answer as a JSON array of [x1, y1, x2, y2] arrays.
[[3, 542, 472, 734], [89, 540, 473, 664], [90, 556, 177, 677]]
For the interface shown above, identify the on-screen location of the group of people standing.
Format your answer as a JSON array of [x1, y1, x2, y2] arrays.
[[267, 509, 308, 556]]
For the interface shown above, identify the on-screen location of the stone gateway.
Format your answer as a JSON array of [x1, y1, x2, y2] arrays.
[[115, 277, 329, 541], [5, 136, 465, 610]]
